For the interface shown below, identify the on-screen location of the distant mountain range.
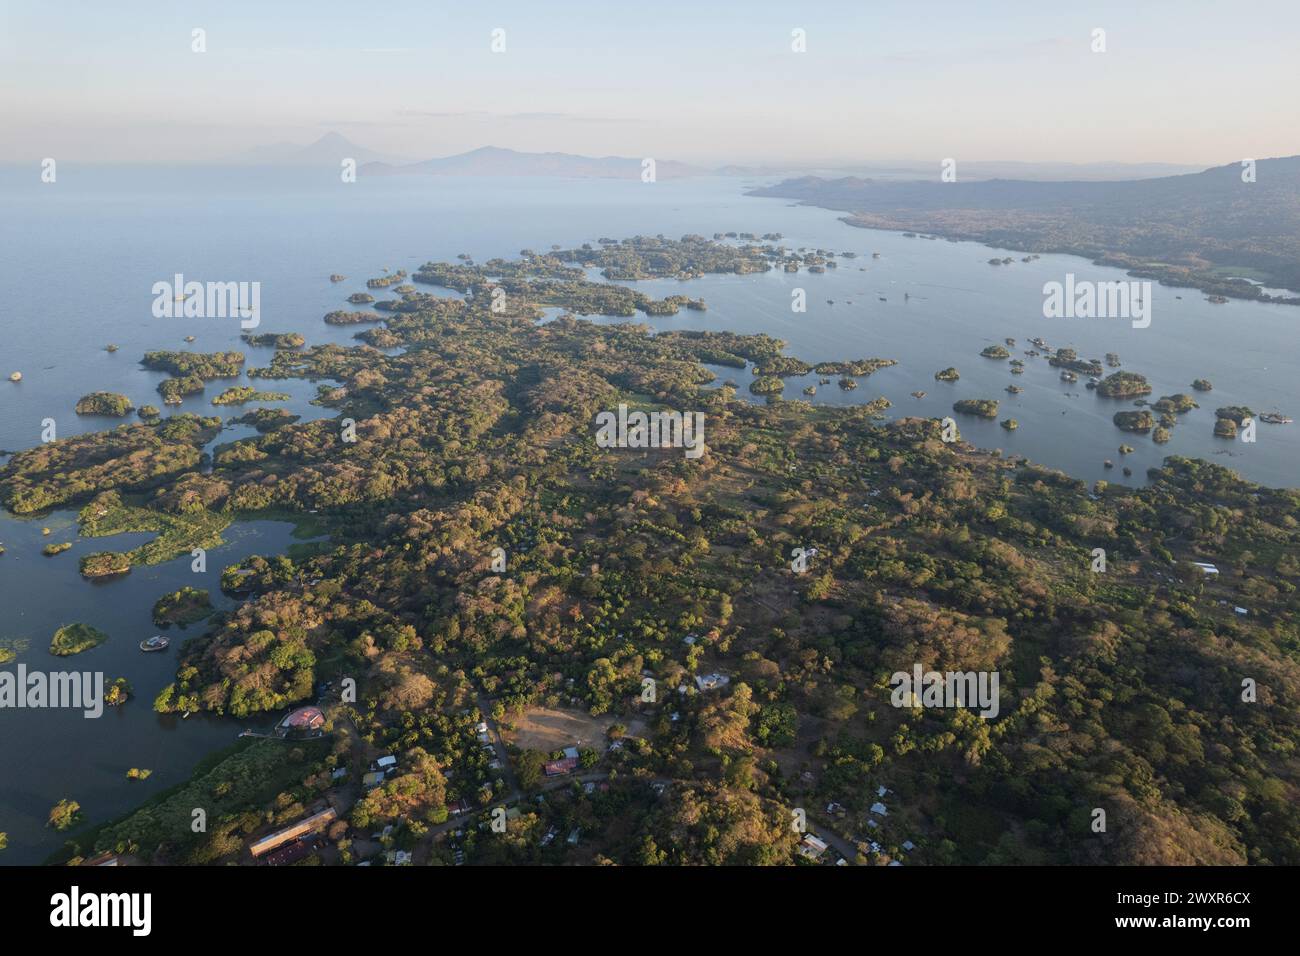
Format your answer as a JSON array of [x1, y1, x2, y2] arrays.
[[752, 156, 1300, 301], [228, 132, 405, 166], [361, 145, 706, 179], [226, 133, 1204, 184]]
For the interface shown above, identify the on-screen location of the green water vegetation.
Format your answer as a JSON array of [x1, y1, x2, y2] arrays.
[[0, 639, 28, 664], [49, 623, 109, 657], [212, 386, 291, 406], [1000, 418, 1018, 430], [980, 345, 1010, 360], [6, 235, 1300, 867], [75, 392, 134, 417], [934, 367, 960, 381], [1192, 378, 1214, 392], [952, 398, 999, 418], [125, 768, 152, 780], [137, 404, 161, 420], [42, 541, 71, 556], [48, 799, 83, 831], [153, 587, 215, 627]]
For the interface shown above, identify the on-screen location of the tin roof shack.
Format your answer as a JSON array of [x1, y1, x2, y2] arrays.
[[544, 756, 579, 776], [249, 807, 338, 860], [263, 838, 318, 867], [798, 834, 829, 861]]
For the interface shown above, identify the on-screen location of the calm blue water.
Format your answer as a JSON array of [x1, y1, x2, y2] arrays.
[[1, 165, 1297, 864], [0, 515, 295, 864]]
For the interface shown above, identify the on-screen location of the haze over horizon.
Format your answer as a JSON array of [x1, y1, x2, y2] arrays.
[[3, 0, 1297, 167]]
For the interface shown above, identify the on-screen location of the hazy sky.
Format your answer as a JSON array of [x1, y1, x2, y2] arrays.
[[2, 0, 1297, 166]]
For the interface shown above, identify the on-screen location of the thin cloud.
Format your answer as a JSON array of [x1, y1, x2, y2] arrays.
[[399, 110, 631, 124]]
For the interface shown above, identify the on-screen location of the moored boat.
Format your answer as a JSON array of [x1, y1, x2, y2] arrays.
[[140, 635, 170, 652]]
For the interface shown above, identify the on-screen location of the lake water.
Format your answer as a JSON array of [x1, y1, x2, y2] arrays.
[[1, 165, 1297, 864], [0, 514, 294, 864]]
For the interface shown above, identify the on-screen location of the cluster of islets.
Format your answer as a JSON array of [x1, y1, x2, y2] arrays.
[[957, 337, 1292, 474]]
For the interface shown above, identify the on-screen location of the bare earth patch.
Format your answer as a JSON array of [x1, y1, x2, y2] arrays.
[[506, 706, 643, 752]]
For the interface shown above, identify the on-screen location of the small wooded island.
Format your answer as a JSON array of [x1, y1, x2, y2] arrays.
[[75, 392, 134, 417], [953, 398, 999, 418]]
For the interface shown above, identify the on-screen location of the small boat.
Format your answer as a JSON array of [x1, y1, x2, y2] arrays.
[[1260, 412, 1293, 424], [8, 372, 20, 382], [140, 635, 170, 652]]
